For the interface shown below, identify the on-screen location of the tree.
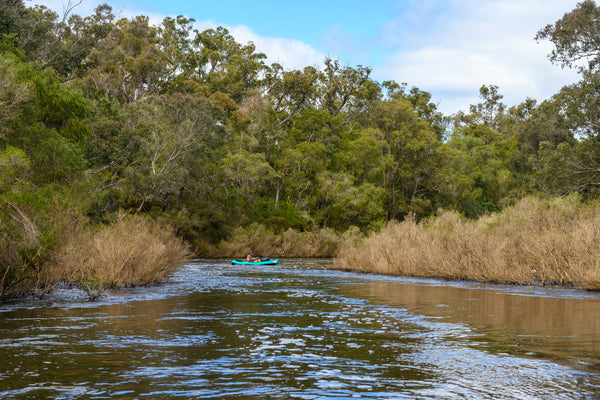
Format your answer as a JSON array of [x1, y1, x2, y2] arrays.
[[439, 125, 518, 218], [314, 171, 385, 230], [536, 0, 600, 73], [317, 58, 381, 124], [0, 146, 30, 194], [454, 85, 506, 130], [535, 140, 600, 196], [235, 93, 283, 162], [331, 127, 386, 185], [266, 64, 319, 127], [548, 71, 600, 139], [367, 97, 441, 219], [192, 26, 267, 102], [4, 2, 114, 82], [0, 51, 89, 184], [121, 93, 218, 211], [0, 52, 31, 138], [52, 3, 115, 81], [83, 15, 162, 103], [271, 141, 326, 212], [0, 0, 24, 35], [219, 150, 276, 225]]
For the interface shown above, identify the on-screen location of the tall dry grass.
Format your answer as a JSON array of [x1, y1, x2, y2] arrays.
[[0, 202, 43, 297], [213, 223, 364, 258], [51, 212, 190, 298], [334, 195, 600, 290]]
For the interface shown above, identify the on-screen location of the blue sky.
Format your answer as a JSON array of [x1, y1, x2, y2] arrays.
[[37, 0, 581, 115], [112, 0, 396, 47]]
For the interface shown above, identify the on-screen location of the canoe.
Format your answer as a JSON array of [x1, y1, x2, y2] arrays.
[[231, 259, 278, 265]]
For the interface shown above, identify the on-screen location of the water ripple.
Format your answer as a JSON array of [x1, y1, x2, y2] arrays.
[[0, 259, 598, 399]]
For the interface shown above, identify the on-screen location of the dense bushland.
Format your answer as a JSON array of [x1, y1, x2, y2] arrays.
[[1, 1, 600, 296]]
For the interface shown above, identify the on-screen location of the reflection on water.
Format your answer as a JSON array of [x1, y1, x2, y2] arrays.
[[342, 279, 600, 363], [0, 259, 598, 399]]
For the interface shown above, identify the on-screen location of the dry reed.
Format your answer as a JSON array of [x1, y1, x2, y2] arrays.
[[213, 223, 363, 258], [51, 212, 191, 298], [334, 195, 600, 290]]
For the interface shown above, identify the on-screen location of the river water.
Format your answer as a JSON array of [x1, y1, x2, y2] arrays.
[[0, 259, 599, 399]]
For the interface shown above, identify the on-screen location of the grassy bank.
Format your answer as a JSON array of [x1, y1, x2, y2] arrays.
[[0, 206, 190, 299], [50, 213, 191, 299], [210, 223, 365, 259], [334, 195, 600, 290]]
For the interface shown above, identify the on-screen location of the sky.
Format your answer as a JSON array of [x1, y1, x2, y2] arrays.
[[33, 0, 582, 115]]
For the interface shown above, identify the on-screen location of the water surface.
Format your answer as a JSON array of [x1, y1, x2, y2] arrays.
[[0, 259, 599, 399]]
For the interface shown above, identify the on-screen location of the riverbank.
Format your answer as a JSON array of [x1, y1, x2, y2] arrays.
[[51, 213, 191, 299], [333, 195, 600, 291], [207, 223, 365, 259], [1, 210, 190, 300]]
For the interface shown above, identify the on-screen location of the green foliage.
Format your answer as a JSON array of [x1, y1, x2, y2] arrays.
[[535, 139, 600, 197], [366, 96, 442, 219], [192, 26, 267, 102], [536, 0, 600, 73], [0, 1, 25, 35], [76, 275, 105, 300], [0, 53, 31, 136], [0, 146, 30, 192]]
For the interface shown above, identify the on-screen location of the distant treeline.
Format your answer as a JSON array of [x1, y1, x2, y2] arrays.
[[0, 1, 599, 296]]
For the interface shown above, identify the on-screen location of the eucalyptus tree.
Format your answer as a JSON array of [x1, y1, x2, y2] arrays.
[[0, 49, 31, 138], [266, 64, 319, 127], [2, 2, 115, 82], [527, 78, 600, 197], [536, 0, 600, 73], [534, 0, 600, 140], [192, 26, 267, 102], [439, 124, 519, 218], [271, 141, 327, 213], [453, 85, 506, 131], [152, 15, 196, 93], [366, 95, 441, 220], [218, 150, 276, 225], [313, 171, 385, 230], [234, 93, 284, 162], [0, 45, 93, 296], [532, 0, 600, 197], [317, 58, 381, 125], [119, 93, 219, 212], [83, 15, 166, 103], [0, 0, 24, 35]]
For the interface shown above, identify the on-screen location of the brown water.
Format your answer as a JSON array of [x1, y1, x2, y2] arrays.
[[0, 259, 599, 399]]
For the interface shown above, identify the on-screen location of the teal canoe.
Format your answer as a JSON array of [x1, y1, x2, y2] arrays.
[[231, 259, 278, 265]]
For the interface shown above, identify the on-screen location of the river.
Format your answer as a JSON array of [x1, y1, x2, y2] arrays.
[[0, 259, 599, 399]]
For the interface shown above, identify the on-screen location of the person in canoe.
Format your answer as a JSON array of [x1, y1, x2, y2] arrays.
[[246, 251, 260, 262], [232, 254, 276, 265]]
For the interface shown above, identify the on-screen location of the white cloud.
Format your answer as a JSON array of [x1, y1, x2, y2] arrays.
[[373, 0, 582, 115], [225, 25, 325, 70]]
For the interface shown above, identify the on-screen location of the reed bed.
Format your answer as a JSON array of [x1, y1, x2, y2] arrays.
[[334, 195, 600, 290], [51, 212, 191, 298], [213, 223, 364, 258]]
